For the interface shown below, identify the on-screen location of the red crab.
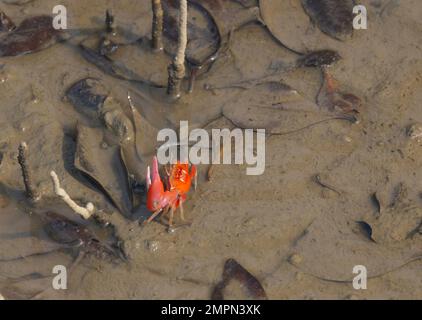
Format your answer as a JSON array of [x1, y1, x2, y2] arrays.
[[144, 156, 197, 227]]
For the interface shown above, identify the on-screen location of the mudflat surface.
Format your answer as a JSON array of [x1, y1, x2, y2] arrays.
[[0, 0, 421, 299]]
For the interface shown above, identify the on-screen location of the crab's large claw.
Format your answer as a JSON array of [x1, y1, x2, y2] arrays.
[[146, 156, 165, 212]]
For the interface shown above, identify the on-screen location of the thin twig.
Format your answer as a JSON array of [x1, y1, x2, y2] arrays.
[[167, 0, 188, 99], [50, 171, 95, 220], [151, 0, 164, 51], [17, 142, 41, 202]]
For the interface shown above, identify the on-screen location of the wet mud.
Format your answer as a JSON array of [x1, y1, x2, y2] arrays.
[[0, 0, 421, 299]]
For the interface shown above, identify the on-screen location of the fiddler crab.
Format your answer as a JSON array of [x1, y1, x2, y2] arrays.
[[144, 156, 197, 230]]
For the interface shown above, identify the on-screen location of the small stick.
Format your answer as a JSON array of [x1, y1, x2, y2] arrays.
[[151, 0, 164, 51], [50, 171, 95, 220], [17, 142, 41, 202], [167, 0, 188, 99]]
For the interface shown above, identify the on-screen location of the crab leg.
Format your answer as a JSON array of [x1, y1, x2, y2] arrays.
[[168, 206, 175, 227], [179, 201, 185, 221], [144, 208, 163, 225]]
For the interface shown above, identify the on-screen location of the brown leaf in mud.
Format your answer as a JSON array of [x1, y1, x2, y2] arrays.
[[0, 15, 61, 57], [212, 259, 267, 300], [317, 67, 362, 115], [301, 0, 355, 41], [75, 124, 132, 217], [260, 0, 350, 53], [297, 50, 341, 68]]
